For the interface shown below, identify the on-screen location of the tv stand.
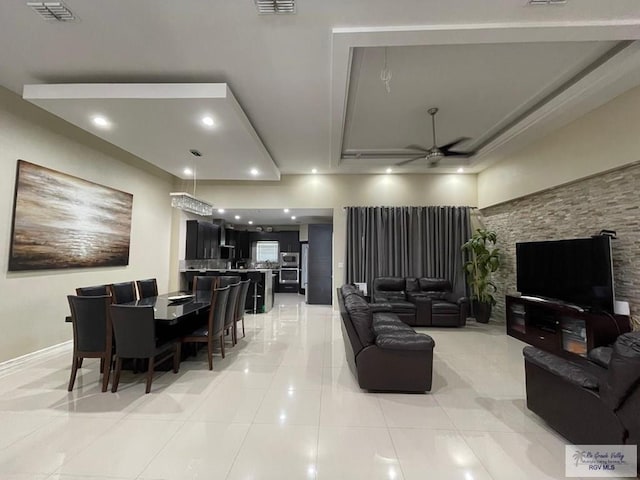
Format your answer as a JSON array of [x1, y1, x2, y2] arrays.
[[506, 294, 630, 358]]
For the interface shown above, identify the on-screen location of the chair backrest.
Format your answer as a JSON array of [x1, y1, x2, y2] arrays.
[[76, 285, 110, 296], [209, 285, 230, 336], [235, 280, 251, 320], [109, 305, 157, 358], [67, 295, 112, 353], [193, 276, 216, 294], [136, 278, 158, 299], [217, 275, 241, 288], [110, 281, 137, 304], [224, 280, 242, 328], [373, 277, 406, 302]]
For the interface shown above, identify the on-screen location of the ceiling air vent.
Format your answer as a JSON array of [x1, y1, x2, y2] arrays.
[[189, 149, 202, 157], [528, 0, 566, 4], [27, 2, 76, 21], [255, 0, 296, 14]]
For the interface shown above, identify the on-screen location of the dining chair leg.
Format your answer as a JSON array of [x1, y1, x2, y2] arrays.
[[101, 346, 112, 393], [173, 343, 181, 374], [68, 355, 79, 391], [100, 358, 105, 374], [111, 357, 123, 393], [220, 335, 225, 358], [241, 317, 245, 338], [145, 356, 154, 394], [207, 341, 213, 371], [78, 358, 83, 368]]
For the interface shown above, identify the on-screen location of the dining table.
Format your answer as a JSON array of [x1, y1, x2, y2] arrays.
[[120, 291, 211, 325]]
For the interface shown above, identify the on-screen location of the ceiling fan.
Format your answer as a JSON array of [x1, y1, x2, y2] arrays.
[[396, 107, 475, 167]]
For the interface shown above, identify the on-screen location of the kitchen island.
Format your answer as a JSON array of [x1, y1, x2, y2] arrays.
[[180, 268, 274, 313]]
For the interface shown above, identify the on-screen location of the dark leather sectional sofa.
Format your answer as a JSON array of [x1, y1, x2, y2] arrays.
[[373, 277, 469, 327], [523, 332, 640, 475], [338, 284, 435, 392]]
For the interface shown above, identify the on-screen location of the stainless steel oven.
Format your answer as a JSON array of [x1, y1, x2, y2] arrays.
[[279, 268, 299, 284], [280, 252, 299, 268]]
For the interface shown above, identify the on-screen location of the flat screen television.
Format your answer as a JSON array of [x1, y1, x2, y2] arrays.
[[516, 236, 615, 313]]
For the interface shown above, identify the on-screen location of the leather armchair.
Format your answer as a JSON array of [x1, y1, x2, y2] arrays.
[[523, 332, 640, 475], [406, 278, 468, 327]]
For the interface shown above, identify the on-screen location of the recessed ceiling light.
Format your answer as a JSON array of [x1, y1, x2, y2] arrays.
[[183, 168, 193, 176], [201, 116, 215, 127], [235, 215, 241, 220], [385, 168, 392, 174], [457, 167, 464, 173], [217, 208, 225, 213], [248, 220, 254, 225], [291, 216, 296, 220], [283, 208, 289, 213], [91, 115, 110, 128], [311, 168, 318, 174], [250, 168, 259, 176]]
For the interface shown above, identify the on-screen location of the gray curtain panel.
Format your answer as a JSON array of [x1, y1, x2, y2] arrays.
[[346, 206, 472, 297]]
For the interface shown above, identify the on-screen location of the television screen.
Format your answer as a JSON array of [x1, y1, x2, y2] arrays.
[[516, 236, 614, 313]]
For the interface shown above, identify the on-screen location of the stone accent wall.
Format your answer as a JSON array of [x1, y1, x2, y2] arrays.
[[481, 161, 640, 330]]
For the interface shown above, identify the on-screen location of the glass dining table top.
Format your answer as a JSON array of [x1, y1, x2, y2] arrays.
[[122, 291, 211, 325]]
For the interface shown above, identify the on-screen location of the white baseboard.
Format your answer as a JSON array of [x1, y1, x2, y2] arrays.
[[0, 340, 72, 376]]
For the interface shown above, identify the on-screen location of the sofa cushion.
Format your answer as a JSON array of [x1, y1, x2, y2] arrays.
[[588, 346, 613, 369], [344, 294, 375, 346], [341, 284, 365, 299], [376, 332, 435, 351], [372, 312, 415, 336], [418, 278, 452, 292], [432, 301, 460, 314], [523, 346, 600, 390], [601, 332, 640, 410], [381, 301, 416, 313]]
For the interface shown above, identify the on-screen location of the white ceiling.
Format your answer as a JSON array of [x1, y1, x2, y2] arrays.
[[2, 1, 640, 178], [216, 208, 333, 228]]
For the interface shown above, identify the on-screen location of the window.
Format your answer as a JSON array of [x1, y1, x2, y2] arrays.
[[256, 241, 279, 263]]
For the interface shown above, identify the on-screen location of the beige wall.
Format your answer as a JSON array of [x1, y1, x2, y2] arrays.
[[478, 84, 640, 208], [168, 174, 478, 295], [0, 88, 174, 362]]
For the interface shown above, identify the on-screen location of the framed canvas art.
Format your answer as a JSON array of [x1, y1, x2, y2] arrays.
[[9, 160, 133, 271]]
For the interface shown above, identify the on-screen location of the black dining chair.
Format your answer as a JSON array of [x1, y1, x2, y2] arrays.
[[76, 285, 110, 296], [235, 279, 251, 340], [109, 305, 181, 394], [67, 295, 113, 392], [136, 278, 158, 299], [218, 276, 241, 346], [192, 275, 216, 294], [110, 281, 137, 304], [181, 285, 229, 370]]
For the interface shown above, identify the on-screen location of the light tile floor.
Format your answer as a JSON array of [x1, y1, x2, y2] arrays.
[[0, 294, 619, 479]]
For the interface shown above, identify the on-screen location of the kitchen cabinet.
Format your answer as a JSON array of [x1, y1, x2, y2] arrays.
[[235, 231, 251, 260], [249, 231, 299, 253], [185, 220, 220, 260]]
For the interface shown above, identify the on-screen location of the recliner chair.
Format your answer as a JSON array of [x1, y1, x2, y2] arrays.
[[523, 332, 640, 475], [406, 278, 468, 327]]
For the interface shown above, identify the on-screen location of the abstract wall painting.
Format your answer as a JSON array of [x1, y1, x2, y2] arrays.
[[9, 160, 133, 271]]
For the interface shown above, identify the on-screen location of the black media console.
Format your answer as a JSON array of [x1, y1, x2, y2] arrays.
[[505, 294, 630, 359]]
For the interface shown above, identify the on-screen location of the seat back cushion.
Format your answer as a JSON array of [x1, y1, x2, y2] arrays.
[[418, 278, 451, 292], [601, 332, 640, 410], [341, 284, 364, 299], [373, 277, 406, 302], [343, 294, 375, 346]]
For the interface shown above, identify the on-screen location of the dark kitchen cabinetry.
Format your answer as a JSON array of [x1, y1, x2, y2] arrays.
[[185, 220, 220, 260], [249, 231, 300, 253], [235, 231, 251, 259]]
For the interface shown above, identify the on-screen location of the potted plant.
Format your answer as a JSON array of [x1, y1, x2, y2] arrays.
[[462, 229, 501, 323]]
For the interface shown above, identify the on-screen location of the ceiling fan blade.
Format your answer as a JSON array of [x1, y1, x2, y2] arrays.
[[395, 155, 425, 166], [443, 150, 476, 158], [405, 144, 428, 152], [439, 137, 471, 152]]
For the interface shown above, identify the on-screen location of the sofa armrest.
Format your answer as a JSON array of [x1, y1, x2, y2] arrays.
[[406, 293, 432, 326], [376, 332, 435, 351], [523, 346, 600, 390], [588, 346, 613, 369]]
